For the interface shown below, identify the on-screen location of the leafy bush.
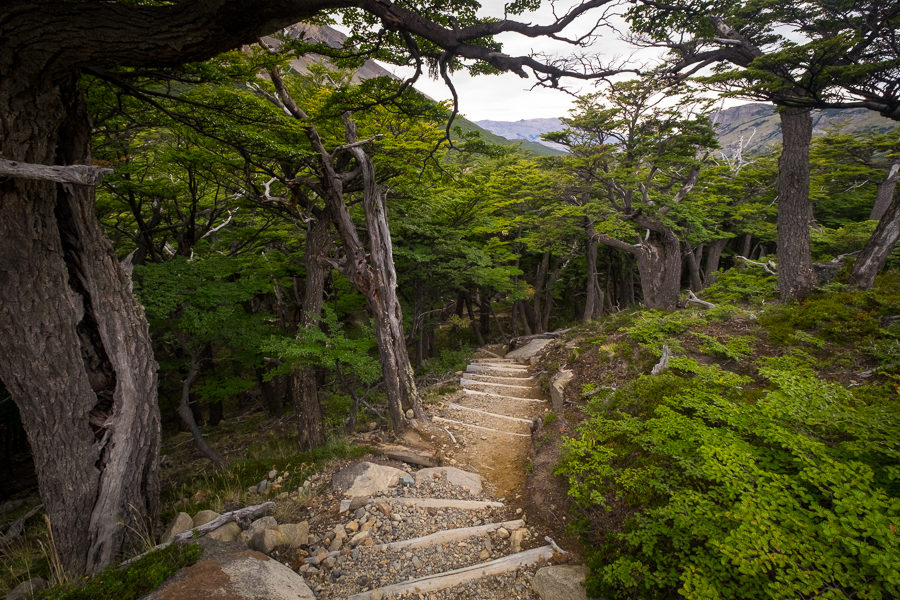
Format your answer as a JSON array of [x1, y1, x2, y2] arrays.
[[703, 266, 777, 305], [693, 333, 753, 361], [559, 362, 900, 600], [624, 310, 706, 353], [37, 544, 202, 600]]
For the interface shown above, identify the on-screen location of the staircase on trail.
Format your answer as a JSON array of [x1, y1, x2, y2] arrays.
[[298, 355, 557, 599]]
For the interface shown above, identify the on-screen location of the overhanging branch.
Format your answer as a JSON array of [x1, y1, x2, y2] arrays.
[[0, 159, 113, 186]]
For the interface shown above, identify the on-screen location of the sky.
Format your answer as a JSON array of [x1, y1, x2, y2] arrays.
[[376, 0, 652, 122]]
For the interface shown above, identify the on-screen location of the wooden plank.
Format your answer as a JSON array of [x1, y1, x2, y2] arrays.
[[371, 519, 524, 551], [447, 403, 533, 424], [347, 545, 555, 600], [433, 416, 531, 437], [389, 497, 504, 510], [462, 388, 545, 403]]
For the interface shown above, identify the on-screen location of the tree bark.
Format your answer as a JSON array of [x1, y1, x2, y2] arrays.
[[704, 238, 728, 285], [0, 71, 159, 575], [595, 224, 682, 310], [177, 350, 225, 469], [777, 107, 817, 301], [583, 219, 604, 321], [871, 162, 900, 220], [291, 213, 329, 450], [849, 190, 900, 288], [531, 251, 550, 334], [685, 244, 704, 291]]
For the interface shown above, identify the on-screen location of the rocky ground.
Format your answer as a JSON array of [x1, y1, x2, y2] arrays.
[[148, 351, 590, 600]]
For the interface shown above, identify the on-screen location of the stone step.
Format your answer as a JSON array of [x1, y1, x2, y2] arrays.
[[460, 378, 543, 399], [346, 545, 556, 600], [461, 388, 545, 403], [442, 404, 533, 434], [433, 416, 531, 438], [370, 519, 525, 552], [390, 497, 505, 510], [472, 358, 519, 363]]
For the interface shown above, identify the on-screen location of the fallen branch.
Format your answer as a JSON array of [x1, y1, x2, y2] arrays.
[[363, 441, 437, 467], [442, 426, 457, 444], [651, 344, 672, 376], [0, 504, 43, 546], [121, 501, 274, 566], [0, 159, 112, 186], [736, 255, 777, 275], [686, 290, 716, 309]]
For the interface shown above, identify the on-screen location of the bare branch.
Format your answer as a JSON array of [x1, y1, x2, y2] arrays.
[[0, 159, 112, 186]]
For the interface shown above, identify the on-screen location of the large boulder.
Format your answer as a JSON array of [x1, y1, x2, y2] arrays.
[[143, 541, 315, 600], [415, 466, 483, 494], [506, 338, 553, 360], [206, 521, 241, 543], [331, 461, 407, 499], [549, 369, 574, 412], [6, 577, 47, 600], [532, 564, 595, 600]]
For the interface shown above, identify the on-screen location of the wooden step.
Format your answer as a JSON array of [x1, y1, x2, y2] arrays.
[[346, 545, 556, 600], [370, 519, 524, 551], [461, 388, 545, 403], [434, 416, 531, 437], [463, 372, 536, 384], [460, 378, 542, 399]]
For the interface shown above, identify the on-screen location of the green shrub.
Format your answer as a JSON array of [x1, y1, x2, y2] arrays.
[[37, 544, 202, 600], [624, 310, 706, 353], [703, 267, 777, 305], [693, 333, 753, 361], [559, 362, 900, 600]]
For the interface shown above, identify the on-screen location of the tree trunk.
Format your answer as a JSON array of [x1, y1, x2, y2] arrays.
[[871, 162, 900, 220], [849, 190, 900, 288], [634, 231, 682, 310], [704, 238, 728, 285], [685, 244, 704, 291], [583, 220, 604, 321], [177, 351, 225, 469], [0, 71, 159, 575], [291, 213, 329, 450], [532, 251, 550, 333], [596, 225, 681, 310], [465, 293, 486, 346], [777, 107, 817, 301]]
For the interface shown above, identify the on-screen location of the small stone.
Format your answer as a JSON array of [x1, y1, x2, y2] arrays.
[[278, 522, 310, 547], [480, 549, 490, 560], [257, 479, 270, 494], [371, 591, 384, 600], [511, 528, 525, 553], [250, 527, 290, 554], [515, 508, 523, 515], [497, 527, 510, 539], [368, 421, 377, 431], [268, 469, 278, 479], [346, 520, 360, 533], [399, 475, 415, 486], [6, 577, 47, 600], [350, 530, 371, 547], [405, 409, 415, 419]]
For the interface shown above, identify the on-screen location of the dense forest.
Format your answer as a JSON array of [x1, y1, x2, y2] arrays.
[[1, 0, 898, 598]]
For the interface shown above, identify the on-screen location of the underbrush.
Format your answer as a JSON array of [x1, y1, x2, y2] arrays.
[[36, 544, 202, 600], [556, 268, 900, 599]]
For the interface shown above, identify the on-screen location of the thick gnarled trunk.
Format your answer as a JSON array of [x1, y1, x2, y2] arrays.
[[0, 71, 159, 574], [777, 107, 817, 301]]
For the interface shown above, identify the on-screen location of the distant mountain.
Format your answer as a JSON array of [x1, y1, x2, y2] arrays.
[[272, 24, 561, 156], [713, 102, 899, 155], [475, 118, 565, 152]]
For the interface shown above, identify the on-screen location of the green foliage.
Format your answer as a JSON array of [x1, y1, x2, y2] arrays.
[[416, 346, 474, 377], [624, 310, 706, 353], [703, 266, 777, 305], [262, 306, 381, 385], [36, 544, 202, 600], [559, 361, 900, 599], [693, 333, 753, 361], [760, 285, 898, 345]]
